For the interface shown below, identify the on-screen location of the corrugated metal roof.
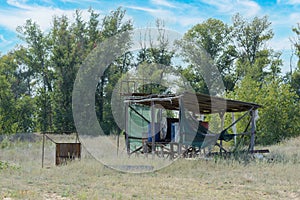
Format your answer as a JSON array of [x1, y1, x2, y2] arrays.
[[125, 92, 261, 114]]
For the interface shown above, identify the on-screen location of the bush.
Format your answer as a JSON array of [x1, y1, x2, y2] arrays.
[[227, 77, 300, 145]]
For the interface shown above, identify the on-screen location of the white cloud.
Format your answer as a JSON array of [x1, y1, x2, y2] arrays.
[[269, 37, 293, 51], [202, 0, 233, 13], [0, 34, 8, 42], [0, 0, 97, 32], [58, 0, 100, 3], [150, 0, 177, 8], [201, 0, 261, 17], [126, 5, 165, 14], [237, 0, 261, 17], [7, 0, 31, 9], [126, 5, 203, 27], [0, 34, 15, 53], [289, 13, 300, 24], [284, 0, 300, 5]]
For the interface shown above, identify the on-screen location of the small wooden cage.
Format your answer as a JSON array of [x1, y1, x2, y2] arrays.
[[55, 143, 81, 165], [41, 133, 81, 167]]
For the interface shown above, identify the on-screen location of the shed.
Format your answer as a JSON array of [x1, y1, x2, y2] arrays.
[[123, 92, 263, 158]]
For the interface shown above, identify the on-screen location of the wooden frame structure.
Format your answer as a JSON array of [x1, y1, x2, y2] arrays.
[[41, 132, 81, 167], [123, 92, 264, 158]]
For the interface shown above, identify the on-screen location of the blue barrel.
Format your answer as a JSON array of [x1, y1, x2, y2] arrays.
[[148, 123, 160, 142], [171, 123, 175, 142]]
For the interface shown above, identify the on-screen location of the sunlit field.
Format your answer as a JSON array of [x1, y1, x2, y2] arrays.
[[0, 133, 299, 199]]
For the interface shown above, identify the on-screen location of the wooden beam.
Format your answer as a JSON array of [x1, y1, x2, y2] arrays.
[[249, 110, 256, 152], [231, 112, 237, 146], [42, 133, 45, 168], [219, 112, 225, 154], [125, 102, 130, 155], [151, 100, 155, 157]]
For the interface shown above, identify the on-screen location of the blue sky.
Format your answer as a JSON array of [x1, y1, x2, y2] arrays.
[[0, 0, 300, 73]]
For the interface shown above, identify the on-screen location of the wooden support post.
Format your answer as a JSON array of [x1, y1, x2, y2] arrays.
[[151, 101, 155, 157], [231, 112, 237, 146], [117, 132, 120, 156], [160, 144, 164, 157], [219, 112, 225, 154], [178, 97, 182, 157], [178, 143, 182, 157], [125, 102, 130, 155], [250, 109, 256, 152], [170, 143, 174, 159], [42, 133, 45, 168]]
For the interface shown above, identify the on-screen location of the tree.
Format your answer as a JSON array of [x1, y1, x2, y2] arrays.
[[291, 23, 300, 98], [0, 53, 36, 133], [232, 14, 281, 82], [228, 75, 300, 145], [17, 19, 52, 132], [94, 7, 133, 135], [50, 12, 88, 133], [133, 20, 175, 94], [0, 62, 16, 133], [177, 18, 236, 93], [87, 8, 101, 50]]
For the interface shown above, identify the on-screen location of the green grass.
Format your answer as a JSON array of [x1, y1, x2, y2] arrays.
[[0, 134, 300, 199]]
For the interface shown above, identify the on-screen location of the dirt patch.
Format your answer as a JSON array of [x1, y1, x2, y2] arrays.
[[43, 193, 70, 200]]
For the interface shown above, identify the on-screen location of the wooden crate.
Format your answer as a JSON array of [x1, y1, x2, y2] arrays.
[[55, 143, 81, 165]]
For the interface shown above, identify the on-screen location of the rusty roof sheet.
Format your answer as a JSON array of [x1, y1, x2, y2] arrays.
[[125, 92, 261, 114]]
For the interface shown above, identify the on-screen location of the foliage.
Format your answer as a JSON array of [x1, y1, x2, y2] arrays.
[[0, 53, 36, 133], [291, 23, 300, 98], [134, 19, 175, 94], [292, 23, 300, 68], [228, 76, 300, 145], [0, 9, 300, 146], [7, 7, 132, 134], [233, 14, 282, 82], [95, 7, 133, 135], [180, 18, 236, 92]]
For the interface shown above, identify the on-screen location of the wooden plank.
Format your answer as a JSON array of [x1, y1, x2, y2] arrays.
[[250, 110, 256, 152], [55, 143, 81, 165], [151, 100, 155, 157], [42, 133, 45, 168], [55, 143, 60, 165], [125, 102, 130, 155], [250, 149, 270, 154]]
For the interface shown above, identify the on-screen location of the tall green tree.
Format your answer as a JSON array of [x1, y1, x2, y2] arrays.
[[94, 8, 133, 135], [87, 8, 101, 49], [17, 19, 52, 132], [0, 54, 16, 133], [50, 13, 87, 133], [133, 20, 175, 94], [291, 23, 300, 98], [232, 14, 281, 82], [0, 52, 36, 133], [177, 18, 236, 93]]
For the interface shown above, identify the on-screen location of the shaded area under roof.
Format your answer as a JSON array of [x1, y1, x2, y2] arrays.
[[124, 92, 261, 114]]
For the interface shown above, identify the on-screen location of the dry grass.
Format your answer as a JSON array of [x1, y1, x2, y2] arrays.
[[0, 134, 300, 199]]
